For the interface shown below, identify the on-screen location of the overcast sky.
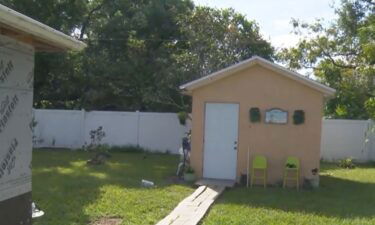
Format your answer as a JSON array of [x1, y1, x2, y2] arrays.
[[193, 0, 338, 49]]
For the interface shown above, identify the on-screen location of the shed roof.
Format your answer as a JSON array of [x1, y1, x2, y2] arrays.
[[0, 4, 86, 51], [180, 56, 336, 97]]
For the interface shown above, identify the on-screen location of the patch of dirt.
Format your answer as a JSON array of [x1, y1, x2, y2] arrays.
[[90, 217, 123, 225]]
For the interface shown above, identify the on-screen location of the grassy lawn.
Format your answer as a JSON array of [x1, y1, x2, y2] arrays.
[[202, 163, 375, 225], [32, 149, 194, 225], [33, 150, 375, 225]]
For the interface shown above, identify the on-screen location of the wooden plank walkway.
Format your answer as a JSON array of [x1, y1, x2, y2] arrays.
[[156, 185, 225, 225]]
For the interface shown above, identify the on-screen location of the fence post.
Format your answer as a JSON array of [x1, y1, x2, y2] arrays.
[[136, 110, 140, 147], [80, 109, 86, 148]]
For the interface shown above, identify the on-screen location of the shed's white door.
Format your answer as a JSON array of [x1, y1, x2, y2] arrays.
[[203, 103, 239, 180]]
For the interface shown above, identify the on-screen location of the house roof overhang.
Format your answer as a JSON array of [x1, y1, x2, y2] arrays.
[[180, 56, 336, 98], [0, 4, 86, 52]]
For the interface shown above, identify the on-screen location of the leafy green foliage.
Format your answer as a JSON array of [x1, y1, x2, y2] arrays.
[[338, 157, 356, 169], [176, 7, 274, 79], [278, 0, 375, 119], [0, 0, 274, 112], [177, 111, 188, 125], [0, 0, 88, 34], [365, 97, 375, 118]]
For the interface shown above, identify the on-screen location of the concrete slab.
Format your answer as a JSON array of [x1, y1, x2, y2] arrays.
[[195, 178, 236, 187]]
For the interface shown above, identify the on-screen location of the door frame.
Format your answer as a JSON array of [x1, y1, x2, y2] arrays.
[[202, 101, 240, 180]]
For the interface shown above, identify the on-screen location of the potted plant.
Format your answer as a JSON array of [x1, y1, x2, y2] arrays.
[[177, 111, 188, 125], [184, 166, 196, 182]]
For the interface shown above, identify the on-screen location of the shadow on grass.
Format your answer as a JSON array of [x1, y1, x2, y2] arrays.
[[215, 166, 375, 220], [31, 149, 192, 225]]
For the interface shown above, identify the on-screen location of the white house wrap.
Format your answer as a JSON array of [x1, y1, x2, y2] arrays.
[[0, 35, 34, 202], [0, 4, 85, 224]]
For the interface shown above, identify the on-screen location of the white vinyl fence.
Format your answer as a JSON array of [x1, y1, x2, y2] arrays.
[[321, 119, 375, 162], [33, 109, 375, 161], [33, 109, 190, 154]]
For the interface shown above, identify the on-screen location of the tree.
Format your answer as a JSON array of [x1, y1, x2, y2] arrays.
[[1, 1, 274, 112], [0, 0, 96, 109], [177, 7, 274, 78], [78, 0, 196, 111], [146, 6, 275, 112], [278, 0, 375, 119]]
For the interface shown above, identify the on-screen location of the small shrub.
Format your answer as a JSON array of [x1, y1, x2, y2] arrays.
[[89, 126, 106, 149], [338, 157, 356, 169], [84, 126, 107, 152], [30, 117, 44, 145], [85, 126, 109, 166]]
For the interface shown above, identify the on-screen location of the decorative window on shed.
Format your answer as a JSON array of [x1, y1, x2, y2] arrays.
[[265, 108, 288, 124]]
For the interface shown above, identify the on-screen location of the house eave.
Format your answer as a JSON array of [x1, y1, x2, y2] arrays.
[[0, 4, 86, 52]]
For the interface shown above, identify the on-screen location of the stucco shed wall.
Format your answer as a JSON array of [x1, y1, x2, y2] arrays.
[[190, 64, 324, 185]]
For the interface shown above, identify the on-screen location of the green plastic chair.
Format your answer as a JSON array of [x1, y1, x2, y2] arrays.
[[283, 156, 300, 190], [250, 155, 267, 188]]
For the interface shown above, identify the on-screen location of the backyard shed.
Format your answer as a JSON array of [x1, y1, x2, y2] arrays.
[[0, 4, 85, 225], [180, 56, 335, 186]]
